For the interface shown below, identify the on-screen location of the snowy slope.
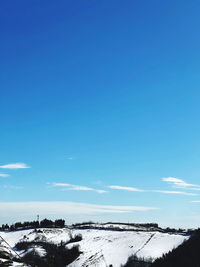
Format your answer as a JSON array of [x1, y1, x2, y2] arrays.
[[0, 228, 71, 266], [68, 229, 188, 267], [0, 228, 71, 246], [0, 227, 189, 267]]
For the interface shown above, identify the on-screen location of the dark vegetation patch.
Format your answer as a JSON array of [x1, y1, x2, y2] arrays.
[[0, 260, 14, 267], [151, 229, 200, 267], [1, 219, 65, 231], [122, 255, 152, 267], [72, 221, 188, 234], [0, 250, 20, 267], [66, 234, 82, 245], [0, 251, 10, 261], [14, 240, 81, 267]]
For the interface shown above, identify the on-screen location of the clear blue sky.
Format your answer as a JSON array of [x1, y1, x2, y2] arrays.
[[1, 0, 200, 228]]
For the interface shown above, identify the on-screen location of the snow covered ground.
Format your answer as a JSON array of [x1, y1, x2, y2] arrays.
[[68, 229, 188, 267], [0, 226, 189, 267]]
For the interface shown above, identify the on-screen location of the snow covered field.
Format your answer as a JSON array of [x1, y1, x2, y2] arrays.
[[0, 227, 189, 266], [69, 229, 188, 267]]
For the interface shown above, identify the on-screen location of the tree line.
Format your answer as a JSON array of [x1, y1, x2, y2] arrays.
[[0, 218, 65, 231]]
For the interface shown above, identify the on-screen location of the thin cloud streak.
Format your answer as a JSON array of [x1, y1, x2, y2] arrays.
[[108, 184, 195, 196], [0, 163, 30, 169], [50, 180, 197, 197], [0, 173, 9, 177], [108, 185, 144, 192], [153, 190, 197, 196], [51, 183, 107, 194]]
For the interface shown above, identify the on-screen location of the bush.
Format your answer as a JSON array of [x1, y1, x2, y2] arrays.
[[66, 234, 82, 244], [15, 240, 81, 267], [123, 255, 152, 267]]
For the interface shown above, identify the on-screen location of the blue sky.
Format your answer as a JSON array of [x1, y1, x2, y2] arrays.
[[1, 0, 200, 228]]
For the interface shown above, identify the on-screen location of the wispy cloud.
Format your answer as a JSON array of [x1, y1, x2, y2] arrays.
[[0, 202, 158, 218], [108, 185, 144, 192], [0, 163, 30, 169], [67, 157, 73, 160], [0, 173, 9, 178], [2, 185, 23, 190], [108, 184, 196, 196], [153, 190, 197, 196], [191, 200, 200, 203], [50, 183, 107, 194], [162, 177, 200, 189]]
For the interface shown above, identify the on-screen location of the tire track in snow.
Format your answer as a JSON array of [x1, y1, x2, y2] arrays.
[[135, 233, 156, 256]]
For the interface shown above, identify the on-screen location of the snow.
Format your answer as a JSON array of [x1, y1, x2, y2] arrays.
[[0, 228, 71, 246], [22, 245, 46, 257], [0, 258, 27, 267], [69, 229, 189, 267], [10, 261, 27, 267], [1, 229, 32, 247], [0, 227, 189, 267]]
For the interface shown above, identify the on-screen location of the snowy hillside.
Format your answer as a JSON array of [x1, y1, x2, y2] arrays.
[[68, 229, 188, 267], [0, 226, 189, 266]]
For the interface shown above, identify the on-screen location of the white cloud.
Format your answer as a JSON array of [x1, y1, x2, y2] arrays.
[[108, 185, 144, 192], [0, 173, 9, 178], [51, 183, 107, 194], [52, 183, 71, 187], [153, 190, 197, 196], [191, 200, 200, 203], [0, 202, 158, 218], [0, 163, 30, 169], [67, 157, 73, 160], [107, 182, 197, 196], [162, 177, 200, 189]]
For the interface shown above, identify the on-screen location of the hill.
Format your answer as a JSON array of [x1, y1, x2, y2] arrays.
[[0, 223, 188, 266]]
